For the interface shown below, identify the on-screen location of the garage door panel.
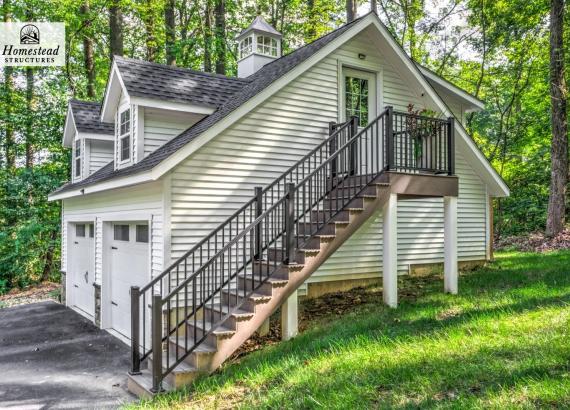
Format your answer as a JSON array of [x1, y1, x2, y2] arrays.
[[109, 223, 150, 340], [70, 223, 95, 317]]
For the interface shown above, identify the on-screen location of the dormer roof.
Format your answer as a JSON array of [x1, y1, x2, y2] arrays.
[[63, 100, 113, 147]]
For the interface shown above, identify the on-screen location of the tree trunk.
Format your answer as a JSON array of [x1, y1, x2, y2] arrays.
[[204, 0, 212, 72], [346, 0, 357, 22], [214, 0, 226, 75], [3, 0, 15, 170], [165, 0, 176, 65], [81, 1, 96, 98], [546, 0, 568, 236], [26, 5, 34, 169], [144, 0, 157, 62], [109, 0, 124, 58], [370, 0, 377, 14], [25, 67, 34, 169]]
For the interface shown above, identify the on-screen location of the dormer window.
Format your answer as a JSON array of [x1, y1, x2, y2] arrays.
[[256, 35, 278, 57], [239, 36, 252, 59], [119, 108, 131, 162], [74, 140, 81, 178]]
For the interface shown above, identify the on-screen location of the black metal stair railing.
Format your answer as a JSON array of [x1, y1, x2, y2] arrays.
[[128, 117, 356, 376], [129, 106, 455, 393]]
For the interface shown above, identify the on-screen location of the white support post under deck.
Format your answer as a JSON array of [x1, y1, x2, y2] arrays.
[[257, 317, 270, 336], [444, 196, 458, 294], [383, 193, 398, 308], [281, 289, 298, 341]]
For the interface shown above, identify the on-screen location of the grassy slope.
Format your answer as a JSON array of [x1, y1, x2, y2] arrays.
[[129, 251, 570, 409]]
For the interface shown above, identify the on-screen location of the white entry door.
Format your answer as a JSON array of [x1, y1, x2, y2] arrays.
[[70, 223, 95, 317], [341, 68, 379, 175], [109, 222, 150, 339]]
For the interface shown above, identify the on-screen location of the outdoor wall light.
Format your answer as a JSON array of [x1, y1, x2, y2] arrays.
[[358, 53, 366, 60]]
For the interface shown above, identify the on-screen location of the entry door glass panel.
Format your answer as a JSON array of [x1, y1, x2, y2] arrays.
[[345, 76, 369, 126]]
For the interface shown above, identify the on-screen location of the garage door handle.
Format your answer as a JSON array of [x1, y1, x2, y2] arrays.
[[111, 301, 118, 306], [74, 241, 78, 244], [74, 284, 79, 288], [111, 246, 118, 250]]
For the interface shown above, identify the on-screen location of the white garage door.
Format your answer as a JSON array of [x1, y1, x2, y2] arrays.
[[109, 222, 150, 340], [70, 223, 95, 317]]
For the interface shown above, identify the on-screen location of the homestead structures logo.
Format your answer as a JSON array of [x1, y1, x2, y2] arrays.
[[20, 24, 40, 44], [0, 22, 64, 66]]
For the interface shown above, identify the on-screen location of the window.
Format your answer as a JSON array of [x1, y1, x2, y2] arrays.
[[113, 224, 129, 241], [75, 224, 86, 237], [88, 223, 94, 238], [256, 35, 278, 57], [345, 76, 369, 126], [136, 225, 149, 243], [74, 140, 81, 177], [119, 108, 131, 161], [239, 36, 252, 59]]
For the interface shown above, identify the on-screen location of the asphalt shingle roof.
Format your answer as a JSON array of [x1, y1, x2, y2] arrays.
[[52, 16, 364, 195], [70, 100, 114, 135], [114, 57, 250, 108]]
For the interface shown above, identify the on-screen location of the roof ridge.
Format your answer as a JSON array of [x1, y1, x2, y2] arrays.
[[113, 55, 250, 83]]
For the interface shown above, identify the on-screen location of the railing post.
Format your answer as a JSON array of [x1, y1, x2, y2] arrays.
[[284, 182, 296, 264], [129, 286, 141, 375], [328, 121, 337, 179], [447, 116, 455, 176], [349, 116, 359, 175], [151, 294, 163, 393], [254, 186, 263, 259], [385, 106, 394, 171]]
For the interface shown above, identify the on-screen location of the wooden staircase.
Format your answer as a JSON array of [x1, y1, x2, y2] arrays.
[[126, 108, 455, 397], [128, 177, 391, 397]]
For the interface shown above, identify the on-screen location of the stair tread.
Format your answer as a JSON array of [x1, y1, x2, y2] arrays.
[[169, 336, 217, 353], [206, 303, 255, 317], [238, 273, 288, 284], [187, 318, 235, 335], [157, 351, 199, 373]]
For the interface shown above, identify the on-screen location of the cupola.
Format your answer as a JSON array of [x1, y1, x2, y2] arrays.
[[236, 16, 282, 78]]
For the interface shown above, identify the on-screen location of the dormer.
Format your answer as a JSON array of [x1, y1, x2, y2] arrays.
[[100, 56, 247, 170], [63, 100, 114, 182], [236, 16, 282, 78]]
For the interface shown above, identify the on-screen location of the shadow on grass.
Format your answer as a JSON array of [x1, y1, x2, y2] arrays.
[[140, 251, 570, 408]]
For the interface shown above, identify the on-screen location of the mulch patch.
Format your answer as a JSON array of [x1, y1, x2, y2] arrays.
[[0, 282, 61, 308], [495, 228, 570, 253], [227, 275, 435, 363]]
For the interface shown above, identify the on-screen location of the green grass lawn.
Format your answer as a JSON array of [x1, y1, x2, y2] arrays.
[[128, 251, 570, 409]]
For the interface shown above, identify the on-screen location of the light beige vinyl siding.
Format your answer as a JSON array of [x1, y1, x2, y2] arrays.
[[143, 110, 195, 158], [88, 140, 113, 175], [168, 29, 489, 286]]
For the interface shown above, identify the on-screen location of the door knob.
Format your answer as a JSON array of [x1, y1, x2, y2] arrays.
[[84, 271, 88, 283]]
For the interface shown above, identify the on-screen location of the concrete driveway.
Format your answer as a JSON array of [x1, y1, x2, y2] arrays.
[[0, 301, 135, 409]]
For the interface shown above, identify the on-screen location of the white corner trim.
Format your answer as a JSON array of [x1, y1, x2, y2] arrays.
[[101, 63, 130, 123], [419, 67, 485, 111], [63, 106, 77, 147], [130, 97, 216, 115], [150, 15, 375, 180]]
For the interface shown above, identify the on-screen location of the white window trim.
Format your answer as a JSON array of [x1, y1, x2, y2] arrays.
[[118, 106, 132, 165], [73, 138, 82, 180]]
